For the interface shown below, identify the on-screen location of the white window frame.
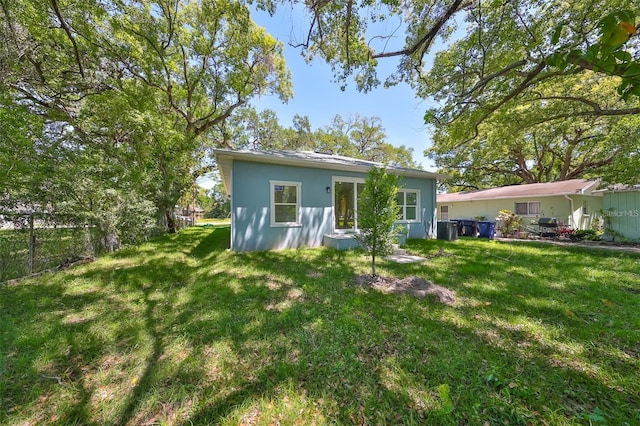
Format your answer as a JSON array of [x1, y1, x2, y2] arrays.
[[332, 176, 365, 233], [397, 189, 421, 222], [270, 180, 302, 227], [514, 201, 541, 216], [440, 205, 449, 221]]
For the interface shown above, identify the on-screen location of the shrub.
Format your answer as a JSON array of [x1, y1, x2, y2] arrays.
[[573, 229, 600, 241], [496, 209, 522, 235]]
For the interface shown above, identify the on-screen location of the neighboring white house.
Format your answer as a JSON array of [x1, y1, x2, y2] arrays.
[[437, 179, 602, 230]]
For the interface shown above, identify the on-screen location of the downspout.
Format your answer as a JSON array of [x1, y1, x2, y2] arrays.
[[564, 194, 574, 228]]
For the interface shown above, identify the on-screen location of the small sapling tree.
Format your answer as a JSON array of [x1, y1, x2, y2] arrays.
[[355, 167, 400, 276]]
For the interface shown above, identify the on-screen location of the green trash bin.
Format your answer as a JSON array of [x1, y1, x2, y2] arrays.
[[437, 221, 458, 241]]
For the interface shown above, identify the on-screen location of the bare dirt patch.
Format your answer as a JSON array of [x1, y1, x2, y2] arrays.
[[354, 274, 456, 305]]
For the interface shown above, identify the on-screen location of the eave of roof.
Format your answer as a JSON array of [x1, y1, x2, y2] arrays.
[[213, 149, 448, 193], [437, 179, 601, 203]]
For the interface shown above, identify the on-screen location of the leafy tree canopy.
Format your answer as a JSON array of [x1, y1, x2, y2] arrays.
[[427, 74, 640, 189], [258, 0, 639, 186], [1, 0, 291, 235]]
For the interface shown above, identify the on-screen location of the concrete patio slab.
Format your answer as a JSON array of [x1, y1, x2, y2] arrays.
[[387, 254, 427, 263]]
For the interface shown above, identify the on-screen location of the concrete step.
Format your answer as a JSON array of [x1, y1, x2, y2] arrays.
[[393, 248, 407, 255]]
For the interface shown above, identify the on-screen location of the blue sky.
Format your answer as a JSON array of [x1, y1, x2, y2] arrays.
[[250, 8, 438, 171]]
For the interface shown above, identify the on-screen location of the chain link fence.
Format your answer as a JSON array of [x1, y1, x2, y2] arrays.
[[0, 212, 99, 283]]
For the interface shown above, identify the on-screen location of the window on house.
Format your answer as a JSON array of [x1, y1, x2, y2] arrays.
[[514, 201, 541, 216], [271, 181, 301, 226], [582, 201, 588, 215], [440, 205, 449, 220], [396, 190, 420, 221]]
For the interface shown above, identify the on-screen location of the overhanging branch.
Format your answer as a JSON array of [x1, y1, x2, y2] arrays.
[[50, 0, 85, 79], [372, 0, 469, 60]]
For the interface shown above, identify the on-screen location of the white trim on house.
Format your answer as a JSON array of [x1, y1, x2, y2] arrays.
[[270, 180, 302, 227], [229, 163, 235, 249], [331, 177, 423, 232]]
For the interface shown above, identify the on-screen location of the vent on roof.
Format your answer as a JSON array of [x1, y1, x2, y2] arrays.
[[314, 148, 334, 155]]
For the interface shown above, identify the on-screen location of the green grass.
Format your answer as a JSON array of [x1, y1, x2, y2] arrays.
[[1, 227, 639, 425], [196, 218, 231, 225]]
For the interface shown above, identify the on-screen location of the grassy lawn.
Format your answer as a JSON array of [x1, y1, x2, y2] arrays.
[[196, 218, 231, 225], [1, 227, 639, 425]]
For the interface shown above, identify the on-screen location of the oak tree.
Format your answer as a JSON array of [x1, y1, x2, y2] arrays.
[[0, 0, 292, 236]]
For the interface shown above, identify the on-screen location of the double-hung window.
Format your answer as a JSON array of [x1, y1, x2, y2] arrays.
[[270, 181, 301, 226], [514, 201, 541, 216], [396, 190, 420, 221]]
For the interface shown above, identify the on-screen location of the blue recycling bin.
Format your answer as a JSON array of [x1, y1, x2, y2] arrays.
[[478, 221, 496, 239]]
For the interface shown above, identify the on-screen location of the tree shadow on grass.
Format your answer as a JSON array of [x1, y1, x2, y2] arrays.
[[190, 226, 231, 258], [4, 230, 639, 424], [1, 227, 230, 425], [132, 236, 639, 424], [0, 272, 128, 425], [395, 238, 640, 422], [178, 246, 442, 424]]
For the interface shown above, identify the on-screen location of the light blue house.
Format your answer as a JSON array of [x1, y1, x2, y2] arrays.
[[602, 186, 640, 242], [213, 149, 445, 251]]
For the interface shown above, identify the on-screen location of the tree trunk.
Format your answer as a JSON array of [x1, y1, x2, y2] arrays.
[[166, 210, 177, 233], [371, 253, 376, 276]]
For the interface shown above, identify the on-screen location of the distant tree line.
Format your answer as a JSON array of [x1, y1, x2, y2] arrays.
[[214, 109, 418, 168]]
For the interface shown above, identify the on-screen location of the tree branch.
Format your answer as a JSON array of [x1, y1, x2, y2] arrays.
[[50, 0, 85, 78], [462, 59, 527, 98], [459, 60, 548, 144], [192, 98, 246, 137], [534, 95, 602, 111], [372, 0, 468, 59], [345, 0, 353, 67], [568, 53, 634, 78], [526, 107, 640, 126]]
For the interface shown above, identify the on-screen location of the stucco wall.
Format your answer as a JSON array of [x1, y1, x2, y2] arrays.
[[400, 176, 438, 239], [437, 195, 602, 230], [570, 195, 603, 231], [603, 191, 640, 241], [231, 160, 437, 251]]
